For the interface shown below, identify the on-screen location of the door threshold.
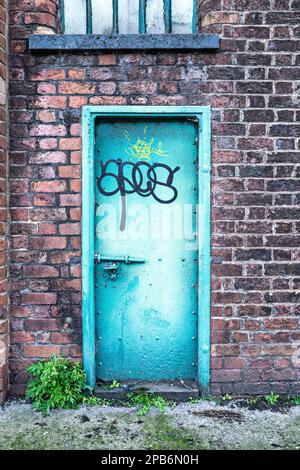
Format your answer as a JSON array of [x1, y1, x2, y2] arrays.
[[94, 380, 199, 402]]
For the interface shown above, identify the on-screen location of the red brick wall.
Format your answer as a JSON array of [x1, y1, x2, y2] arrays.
[[0, 0, 8, 405], [8, 0, 300, 396]]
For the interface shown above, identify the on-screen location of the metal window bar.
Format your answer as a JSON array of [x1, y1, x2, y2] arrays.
[[139, 0, 146, 33], [86, 0, 92, 34], [59, 0, 65, 33], [164, 0, 172, 34], [60, 0, 197, 35], [113, 0, 119, 34], [192, 0, 197, 33]]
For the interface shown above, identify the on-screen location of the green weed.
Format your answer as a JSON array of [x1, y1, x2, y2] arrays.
[[82, 396, 114, 407], [222, 394, 233, 401], [246, 397, 259, 407], [264, 392, 280, 406], [127, 392, 175, 416], [26, 356, 86, 415], [290, 396, 300, 406]]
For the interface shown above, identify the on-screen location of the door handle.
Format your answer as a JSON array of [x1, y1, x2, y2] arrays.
[[94, 253, 145, 264]]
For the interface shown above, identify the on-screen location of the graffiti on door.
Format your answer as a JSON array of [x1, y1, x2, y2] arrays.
[[97, 128, 181, 230], [124, 126, 169, 161]]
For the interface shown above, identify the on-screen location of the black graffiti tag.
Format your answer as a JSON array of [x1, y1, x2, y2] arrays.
[[97, 159, 180, 204], [97, 159, 180, 231]]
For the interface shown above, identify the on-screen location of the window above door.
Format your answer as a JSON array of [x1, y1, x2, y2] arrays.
[[60, 0, 197, 35], [29, 0, 220, 51]]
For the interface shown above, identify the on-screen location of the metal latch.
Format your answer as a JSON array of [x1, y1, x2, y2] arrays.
[[103, 262, 119, 281], [95, 253, 145, 281]]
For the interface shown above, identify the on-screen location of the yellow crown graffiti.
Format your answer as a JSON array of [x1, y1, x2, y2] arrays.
[[124, 128, 169, 162]]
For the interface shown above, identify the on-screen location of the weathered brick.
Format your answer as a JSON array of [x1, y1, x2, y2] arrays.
[[22, 292, 57, 305], [68, 68, 85, 80], [98, 52, 117, 65], [23, 265, 59, 278], [58, 165, 81, 178], [10, 331, 34, 344], [211, 370, 241, 382], [30, 151, 66, 164], [119, 81, 157, 95], [59, 82, 96, 95], [30, 236, 66, 250], [59, 223, 80, 235], [23, 345, 61, 358], [24, 12, 56, 28], [24, 319, 60, 331], [69, 96, 88, 108], [36, 106, 55, 123], [29, 124, 66, 137], [33, 96, 67, 109], [30, 69, 65, 81], [60, 194, 81, 206], [236, 249, 271, 261], [59, 138, 81, 151], [31, 180, 66, 192], [37, 82, 56, 95]]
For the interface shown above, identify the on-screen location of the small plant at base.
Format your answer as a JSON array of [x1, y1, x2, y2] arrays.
[[290, 396, 300, 406], [246, 397, 258, 407], [99, 379, 121, 390], [83, 396, 114, 407], [109, 380, 121, 389], [265, 391, 280, 406], [189, 397, 201, 404], [128, 392, 175, 416], [26, 356, 86, 415], [222, 394, 233, 401]]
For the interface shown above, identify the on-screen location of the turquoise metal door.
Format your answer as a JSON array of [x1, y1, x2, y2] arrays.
[[95, 118, 198, 382]]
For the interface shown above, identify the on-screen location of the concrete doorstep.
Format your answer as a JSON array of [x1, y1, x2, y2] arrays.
[[94, 380, 199, 402]]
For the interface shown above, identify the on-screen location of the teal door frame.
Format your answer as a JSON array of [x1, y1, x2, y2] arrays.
[[82, 106, 211, 394]]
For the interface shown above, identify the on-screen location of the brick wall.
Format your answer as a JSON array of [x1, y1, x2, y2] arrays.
[[8, 0, 300, 396], [0, 0, 8, 405]]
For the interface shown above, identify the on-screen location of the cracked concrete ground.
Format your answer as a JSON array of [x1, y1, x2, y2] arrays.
[[0, 400, 299, 450]]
